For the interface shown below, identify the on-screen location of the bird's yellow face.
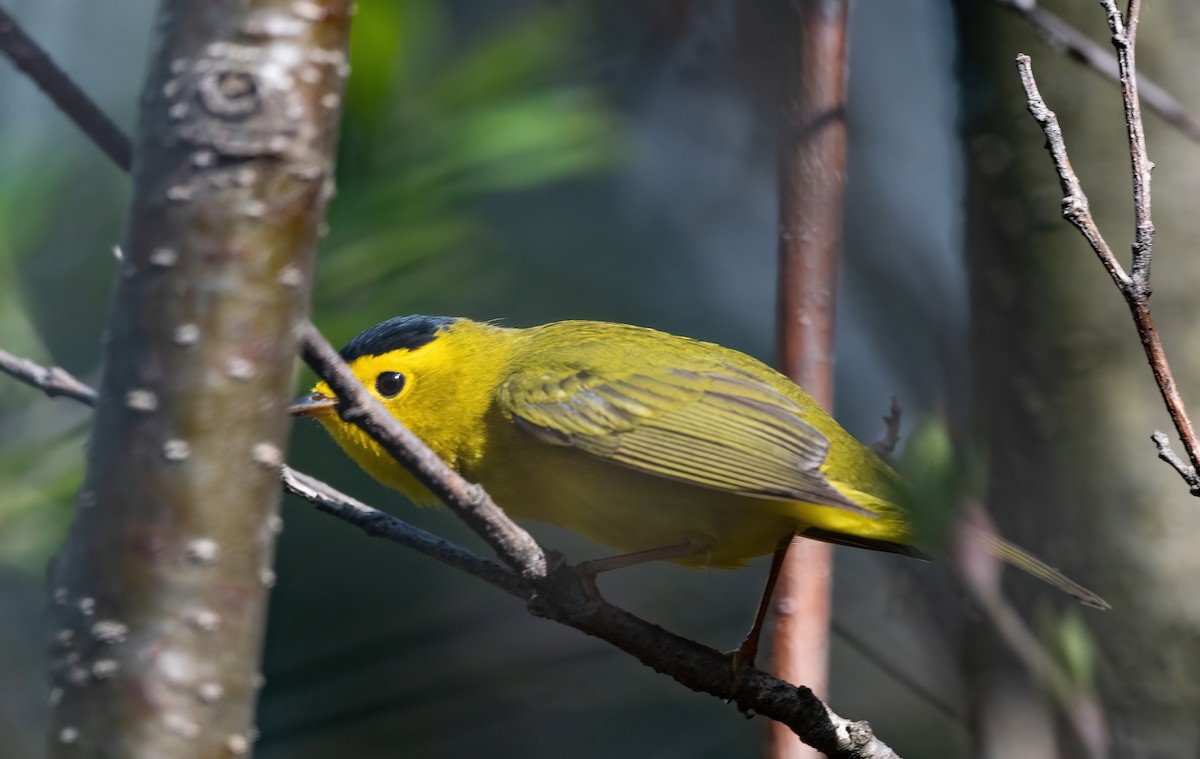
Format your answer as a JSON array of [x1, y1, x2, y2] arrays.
[[291, 316, 512, 501]]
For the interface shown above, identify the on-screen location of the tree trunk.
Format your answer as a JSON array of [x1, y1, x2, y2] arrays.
[[46, 2, 351, 756]]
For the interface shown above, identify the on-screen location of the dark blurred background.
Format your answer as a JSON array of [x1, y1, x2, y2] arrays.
[[5, 0, 1199, 757]]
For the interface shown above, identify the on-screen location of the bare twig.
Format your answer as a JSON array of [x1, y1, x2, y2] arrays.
[[281, 467, 527, 595], [1106, 0, 1154, 287], [870, 397, 902, 457], [0, 347, 903, 758], [1014, 57, 1128, 290], [0, 348, 96, 405], [996, 0, 1200, 143], [1016, 49, 1200, 494], [0, 7, 132, 170]]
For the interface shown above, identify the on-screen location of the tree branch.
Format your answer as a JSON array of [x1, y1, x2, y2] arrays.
[[281, 454, 528, 596], [0, 6, 132, 170], [1016, 43, 1200, 495], [1, 344, 904, 758], [995, 0, 1200, 143], [0, 349, 97, 406], [1013, 56, 1128, 290]]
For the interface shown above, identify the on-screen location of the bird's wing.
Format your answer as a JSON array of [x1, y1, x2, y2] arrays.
[[498, 358, 872, 516]]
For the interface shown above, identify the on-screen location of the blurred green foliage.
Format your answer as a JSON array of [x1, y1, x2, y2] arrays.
[[315, 0, 618, 340], [1044, 606, 1098, 692], [0, 163, 90, 572], [897, 416, 986, 549]]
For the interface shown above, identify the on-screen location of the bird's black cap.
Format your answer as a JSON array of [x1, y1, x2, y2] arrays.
[[339, 315, 457, 361]]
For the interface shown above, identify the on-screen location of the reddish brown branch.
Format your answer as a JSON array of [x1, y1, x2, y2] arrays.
[[771, 1, 851, 756], [0, 7, 132, 170], [1015, 3, 1200, 494]]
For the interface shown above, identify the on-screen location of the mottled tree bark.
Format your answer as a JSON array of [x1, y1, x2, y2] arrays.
[[46, 2, 351, 756], [958, 1, 1200, 755]]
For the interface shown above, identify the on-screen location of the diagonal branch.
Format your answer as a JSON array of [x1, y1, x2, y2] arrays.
[[0, 7, 132, 170], [281, 467, 527, 596], [0, 349, 97, 405]]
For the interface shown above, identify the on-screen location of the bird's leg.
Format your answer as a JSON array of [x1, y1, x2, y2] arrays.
[[727, 533, 794, 679], [574, 542, 707, 603]]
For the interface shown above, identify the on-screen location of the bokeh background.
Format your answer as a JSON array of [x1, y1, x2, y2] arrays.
[[4, 1, 1199, 757]]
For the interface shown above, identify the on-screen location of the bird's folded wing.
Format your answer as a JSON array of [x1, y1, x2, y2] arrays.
[[499, 361, 872, 516]]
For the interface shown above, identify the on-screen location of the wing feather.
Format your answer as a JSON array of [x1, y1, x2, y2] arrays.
[[500, 355, 872, 516]]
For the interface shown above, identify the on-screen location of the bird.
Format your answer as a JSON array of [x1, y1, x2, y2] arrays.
[[291, 315, 1107, 625]]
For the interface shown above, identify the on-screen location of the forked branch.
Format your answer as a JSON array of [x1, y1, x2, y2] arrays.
[[1014, 0, 1200, 494]]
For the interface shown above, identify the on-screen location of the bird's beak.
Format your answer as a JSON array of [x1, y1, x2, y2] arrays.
[[289, 391, 338, 418]]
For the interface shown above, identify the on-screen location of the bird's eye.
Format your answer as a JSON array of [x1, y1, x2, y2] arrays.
[[375, 371, 406, 398]]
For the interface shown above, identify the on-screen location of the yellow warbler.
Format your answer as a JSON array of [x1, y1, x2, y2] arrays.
[[292, 315, 1105, 609]]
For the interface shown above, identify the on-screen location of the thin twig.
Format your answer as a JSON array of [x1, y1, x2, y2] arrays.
[[1014, 56, 1128, 290], [1015, 51, 1200, 494], [832, 620, 964, 724], [0, 348, 97, 405], [0, 346, 903, 758], [995, 0, 1200, 143], [0, 7, 132, 171], [1105, 0, 1154, 287], [281, 466, 527, 596], [870, 397, 902, 457]]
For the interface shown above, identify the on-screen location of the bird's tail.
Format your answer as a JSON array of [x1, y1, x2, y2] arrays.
[[963, 523, 1110, 610]]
